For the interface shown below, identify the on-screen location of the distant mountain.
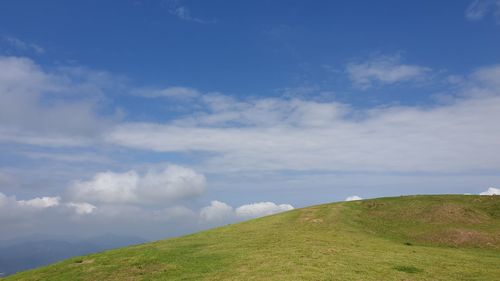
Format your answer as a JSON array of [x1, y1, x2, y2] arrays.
[[0, 234, 147, 277]]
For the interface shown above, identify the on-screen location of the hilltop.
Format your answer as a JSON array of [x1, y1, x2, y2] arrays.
[[5, 195, 500, 280]]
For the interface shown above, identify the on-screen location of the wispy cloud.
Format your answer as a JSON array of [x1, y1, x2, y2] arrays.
[[465, 0, 500, 22], [107, 64, 500, 174], [1, 36, 44, 54], [346, 54, 430, 89], [166, 0, 215, 24], [0, 56, 120, 147], [132, 86, 201, 99], [20, 151, 113, 164]]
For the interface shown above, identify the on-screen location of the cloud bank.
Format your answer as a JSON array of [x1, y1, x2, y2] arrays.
[[0, 163, 294, 239]]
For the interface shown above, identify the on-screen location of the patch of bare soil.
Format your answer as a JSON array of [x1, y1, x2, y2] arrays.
[[299, 208, 324, 223], [420, 204, 490, 224], [299, 216, 323, 223], [117, 263, 177, 281], [419, 229, 499, 249]]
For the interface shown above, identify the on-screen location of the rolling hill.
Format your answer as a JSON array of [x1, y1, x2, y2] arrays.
[[4, 195, 500, 280]]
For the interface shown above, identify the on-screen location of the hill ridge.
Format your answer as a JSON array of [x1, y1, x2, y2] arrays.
[[5, 195, 500, 281]]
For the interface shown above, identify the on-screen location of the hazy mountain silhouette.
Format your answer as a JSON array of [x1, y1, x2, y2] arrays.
[[0, 234, 147, 277]]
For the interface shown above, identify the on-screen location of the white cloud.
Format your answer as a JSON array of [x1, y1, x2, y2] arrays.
[[200, 201, 294, 223], [0, 192, 65, 217], [69, 170, 138, 204], [345, 195, 363, 201], [200, 200, 234, 222], [66, 202, 97, 215], [479, 187, 500, 195], [0, 193, 61, 210], [346, 54, 430, 89], [69, 165, 205, 204], [17, 196, 61, 208], [106, 65, 500, 174], [465, 0, 500, 21], [235, 202, 294, 218], [0, 193, 60, 224], [133, 86, 201, 99]]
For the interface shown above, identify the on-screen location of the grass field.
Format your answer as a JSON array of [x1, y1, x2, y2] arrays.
[[5, 195, 500, 280]]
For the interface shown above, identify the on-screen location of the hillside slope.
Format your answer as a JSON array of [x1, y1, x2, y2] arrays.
[[5, 195, 500, 281]]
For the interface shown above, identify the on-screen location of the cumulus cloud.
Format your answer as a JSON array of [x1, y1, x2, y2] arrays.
[[465, 0, 500, 22], [17, 196, 61, 208], [69, 165, 205, 204], [106, 65, 500, 174], [345, 195, 363, 201], [235, 202, 294, 218], [479, 187, 500, 195], [346, 54, 430, 89], [0, 193, 61, 210], [200, 201, 294, 223], [200, 201, 234, 222]]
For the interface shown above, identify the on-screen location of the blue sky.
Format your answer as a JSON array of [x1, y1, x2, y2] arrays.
[[0, 0, 500, 240]]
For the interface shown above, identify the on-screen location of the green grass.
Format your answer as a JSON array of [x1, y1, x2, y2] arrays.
[[393, 265, 424, 274], [5, 195, 500, 280]]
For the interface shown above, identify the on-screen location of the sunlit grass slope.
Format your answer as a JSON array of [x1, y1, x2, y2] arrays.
[[6, 195, 500, 280]]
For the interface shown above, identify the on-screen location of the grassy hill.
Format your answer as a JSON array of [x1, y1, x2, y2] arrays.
[[5, 195, 500, 280]]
